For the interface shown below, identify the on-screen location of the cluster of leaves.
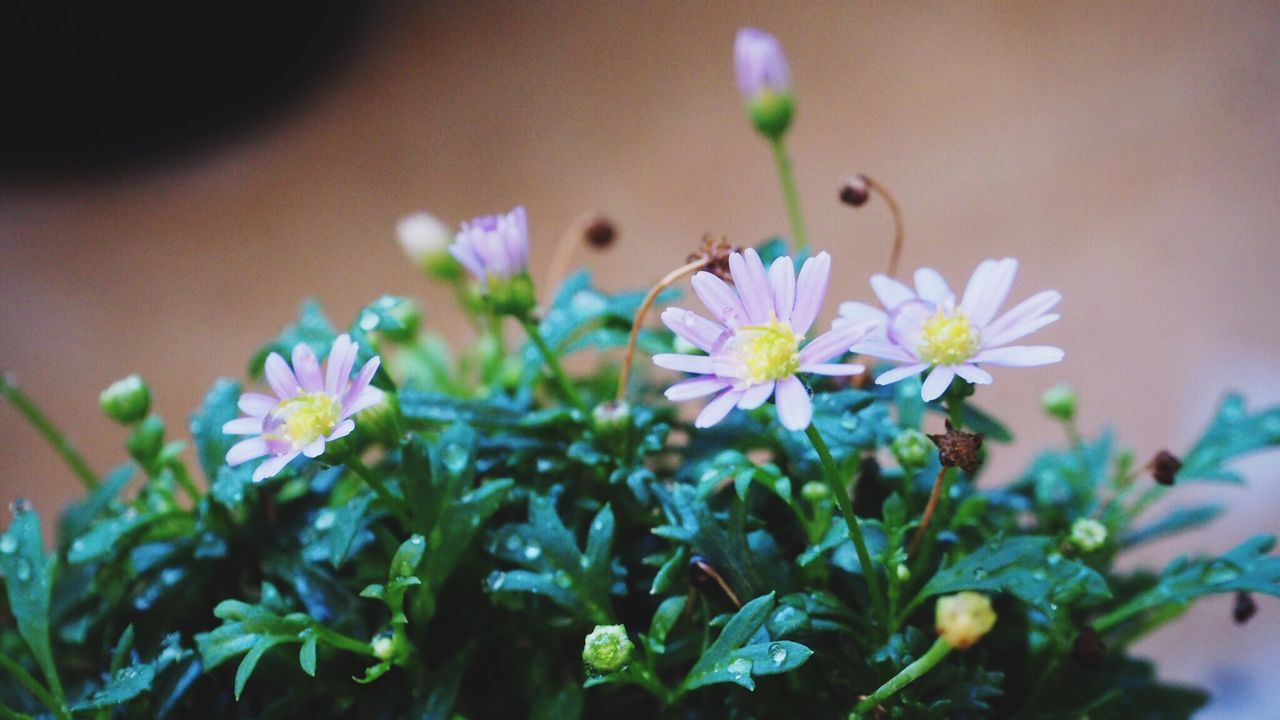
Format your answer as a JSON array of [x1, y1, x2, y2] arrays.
[[2, 269, 1279, 719]]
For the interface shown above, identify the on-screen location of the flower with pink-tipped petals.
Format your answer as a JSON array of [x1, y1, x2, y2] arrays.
[[835, 258, 1063, 402], [654, 249, 875, 431], [223, 334, 383, 482], [448, 205, 529, 283]]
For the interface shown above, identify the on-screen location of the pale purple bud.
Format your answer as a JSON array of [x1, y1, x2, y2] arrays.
[[449, 205, 530, 282], [734, 28, 792, 101]]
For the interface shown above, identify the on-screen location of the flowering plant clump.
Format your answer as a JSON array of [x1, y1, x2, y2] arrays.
[[3, 26, 1280, 720]]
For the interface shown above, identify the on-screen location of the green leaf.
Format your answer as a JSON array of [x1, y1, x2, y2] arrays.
[[299, 633, 318, 677], [67, 511, 157, 564], [235, 636, 290, 701], [189, 378, 242, 480], [1180, 394, 1280, 482], [920, 536, 1111, 618], [72, 664, 155, 710], [1121, 505, 1225, 548], [57, 463, 134, 548], [248, 299, 337, 378], [644, 596, 686, 654], [0, 508, 63, 704], [682, 593, 813, 691]]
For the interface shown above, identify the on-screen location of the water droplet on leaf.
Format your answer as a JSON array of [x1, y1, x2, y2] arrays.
[[313, 509, 336, 531], [523, 542, 542, 560], [769, 643, 788, 664], [442, 444, 468, 473], [0, 535, 18, 554], [15, 558, 31, 581]]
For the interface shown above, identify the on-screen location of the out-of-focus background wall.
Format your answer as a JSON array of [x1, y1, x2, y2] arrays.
[[1, 2, 1277, 715]]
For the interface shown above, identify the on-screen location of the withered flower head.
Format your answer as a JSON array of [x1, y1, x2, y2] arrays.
[[583, 216, 617, 250], [689, 235, 740, 281], [1072, 626, 1106, 667], [1149, 450, 1182, 486], [1233, 591, 1257, 625], [928, 420, 984, 473], [839, 174, 870, 207]]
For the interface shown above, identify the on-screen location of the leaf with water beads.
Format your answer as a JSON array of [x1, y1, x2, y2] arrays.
[[681, 592, 813, 691], [0, 506, 63, 708], [1180, 394, 1280, 483]]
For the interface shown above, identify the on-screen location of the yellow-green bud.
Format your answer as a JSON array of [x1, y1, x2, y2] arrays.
[[800, 481, 829, 503], [747, 91, 795, 140], [582, 624, 634, 673], [1041, 383, 1077, 422], [370, 633, 395, 661], [935, 591, 996, 650], [592, 400, 631, 438], [486, 273, 537, 317], [896, 564, 911, 582], [891, 428, 932, 470], [1069, 518, 1108, 552], [126, 415, 165, 465], [99, 374, 151, 425]]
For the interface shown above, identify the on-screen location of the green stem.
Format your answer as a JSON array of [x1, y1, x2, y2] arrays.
[[769, 136, 808, 252], [850, 637, 952, 717], [517, 316, 587, 413], [0, 375, 98, 490], [313, 625, 378, 657], [346, 458, 411, 526], [0, 654, 67, 720], [167, 459, 202, 502], [804, 424, 887, 629]]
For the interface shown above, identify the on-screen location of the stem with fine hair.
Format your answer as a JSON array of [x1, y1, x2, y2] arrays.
[[517, 315, 587, 413], [0, 373, 98, 490], [850, 636, 952, 718], [769, 137, 808, 252], [804, 423, 887, 628], [616, 256, 708, 403]]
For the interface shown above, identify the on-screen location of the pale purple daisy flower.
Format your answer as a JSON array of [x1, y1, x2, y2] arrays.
[[654, 249, 875, 431], [448, 205, 529, 283], [734, 28, 792, 101], [835, 258, 1063, 402], [223, 334, 383, 482]]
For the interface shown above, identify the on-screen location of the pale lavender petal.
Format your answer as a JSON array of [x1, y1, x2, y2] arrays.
[[327, 418, 356, 441], [653, 354, 715, 374], [768, 256, 796, 322], [448, 242, 485, 280], [921, 365, 956, 401], [790, 251, 831, 335], [661, 307, 729, 352], [709, 355, 746, 380], [264, 352, 301, 399], [238, 392, 277, 418], [981, 313, 1059, 349], [798, 319, 876, 365], [253, 451, 300, 482], [960, 258, 1017, 327], [223, 417, 265, 435], [695, 388, 744, 428], [226, 437, 269, 466], [953, 364, 994, 385], [691, 271, 748, 327], [800, 363, 865, 376], [325, 334, 356, 396], [981, 290, 1061, 345], [913, 268, 954, 305], [665, 375, 731, 401], [852, 338, 918, 363], [343, 356, 381, 409], [874, 362, 930, 385], [342, 386, 384, 418], [870, 274, 915, 310], [971, 346, 1064, 367], [737, 380, 776, 410], [774, 375, 813, 430], [301, 438, 326, 459], [729, 250, 772, 324], [836, 301, 887, 328], [291, 343, 324, 393], [887, 300, 932, 349]]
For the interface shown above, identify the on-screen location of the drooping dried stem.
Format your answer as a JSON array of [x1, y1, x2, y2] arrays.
[[908, 466, 948, 556], [615, 256, 709, 403], [862, 175, 905, 278], [542, 210, 598, 298]]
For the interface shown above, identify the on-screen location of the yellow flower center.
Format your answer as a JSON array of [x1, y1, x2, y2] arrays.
[[917, 308, 979, 366], [734, 317, 802, 384], [265, 392, 342, 449]]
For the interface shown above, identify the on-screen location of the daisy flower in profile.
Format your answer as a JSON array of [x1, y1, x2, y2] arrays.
[[836, 258, 1063, 402], [448, 205, 529, 283], [654, 249, 875, 431], [223, 334, 383, 482]]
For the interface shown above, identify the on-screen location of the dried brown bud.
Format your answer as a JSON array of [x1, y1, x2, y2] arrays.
[[1233, 591, 1257, 625], [839, 174, 871, 207], [1072, 626, 1106, 667], [583, 216, 617, 249], [1149, 450, 1182, 486], [927, 421, 985, 473], [690, 235, 739, 281]]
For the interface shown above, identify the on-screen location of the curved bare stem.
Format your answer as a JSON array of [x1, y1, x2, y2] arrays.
[[615, 256, 708, 403]]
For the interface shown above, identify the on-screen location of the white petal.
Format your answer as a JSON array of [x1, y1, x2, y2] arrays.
[[691, 272, 748, 327], [774, 376, 813, 431], [653, 353, 715, 374], [226, 437, 269, 466], [264, 352, 301, 399], [666, 376, 731, 401], [737, 380, 776, 410], [913, 268, 954, 305], [869, 274, 915, 310], [960, 258, 1018, 327], [874, 362, 930, 385], [253, 451, 300, 482], [921, 365, 956, 401], [661, 307, 728, 353], [328, 419, 356, 441], [972, 346, 1064, 367], [769, 256, 796, 322], [237, 392, 277, 418], [695, 388, 744, 428], [325, 334, 356, 396], [887, 300, 932, 349], [343, 386, 384, 418], [982, 289, 1061, 346], [800, 363, 865, 376], [790, 252, 831, 336], [952, 364, 994, 385], [223, 417, 265, 435], [729, 249, 772, 324], [292, 343, 324, 393], [982, 313, 1059, 349], [798, 319, 876, 366], [301, 438, 326, 458]]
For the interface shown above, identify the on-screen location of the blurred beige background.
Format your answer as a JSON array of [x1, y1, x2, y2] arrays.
[[2, 2, 1278, 715]]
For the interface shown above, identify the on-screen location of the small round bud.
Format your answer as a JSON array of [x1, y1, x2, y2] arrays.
[[1041, 383, 1077, 422], [486, 273, 538, 318], [592, 400, 631, 438], [583, 217, 617, 250], [126, 415, 165, 465], [1149, 450, 1182, 486], [99, 374, 151, 425], [582, 624, 634, 673], [935, 591, 996, 650], [1233, 591, 1257, 625], [1068, 518, 1107, 552], [891, 428, 932, 471], [397, 212, 455, 278], [735, 28, 794, 140], [747, 92, 794, 140], [800, 480, 830, 503], [896, 564, 911, 582], [838, 175, 870, 207], [370, 632, 396, 661]]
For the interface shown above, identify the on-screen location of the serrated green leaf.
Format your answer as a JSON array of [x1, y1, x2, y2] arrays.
[[71, 663, 155, 710], [683, 593, 813, 691], [1180, 394, 1280, 482], [0, 509, 62, 704], [1122, 505, 1225, 548]]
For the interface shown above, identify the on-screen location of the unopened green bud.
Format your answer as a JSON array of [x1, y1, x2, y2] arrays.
[[487, 273, 537, 317], [896, 564, 911, 582], [800, 481, 829, 503], [99, 374, 151, 425], [891, 428, 932, 470], [1069, 518, 1108, 552], [748, 91, 795, 140], [935, 591, 996, 650], [126, 415, 165, 464], [592, 400, 631, 438], [582, 624, 634, 673], [1041, 383, 1077, 422], [371, 632, 396, 661], [362, 296, 421, 342]]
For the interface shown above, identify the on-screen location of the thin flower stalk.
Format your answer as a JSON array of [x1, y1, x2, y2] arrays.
[[616, 254, 709, 403]]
